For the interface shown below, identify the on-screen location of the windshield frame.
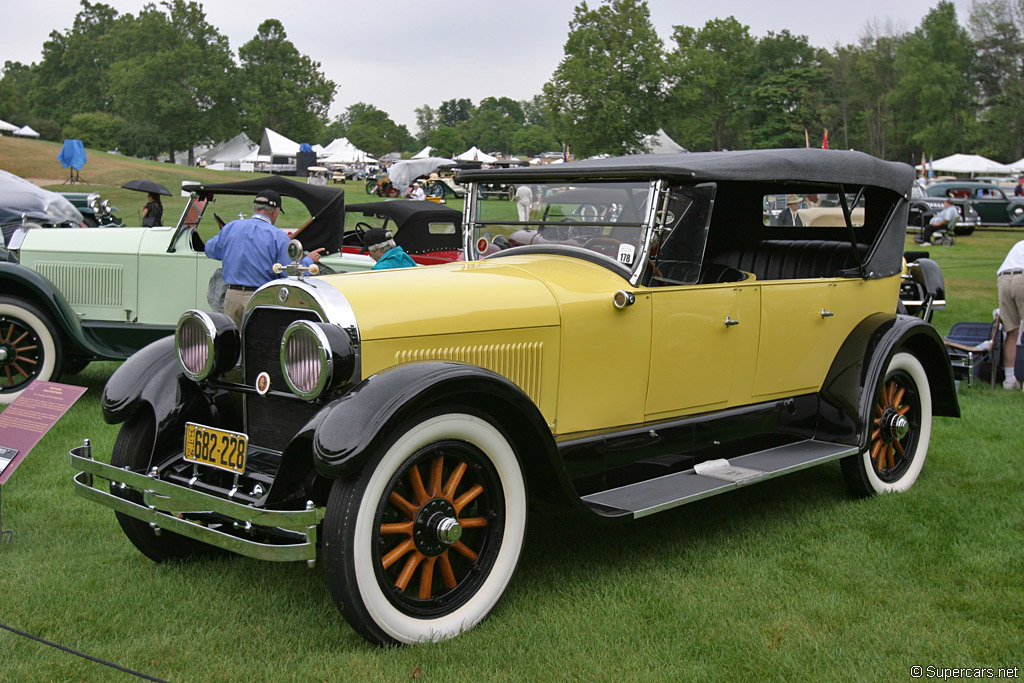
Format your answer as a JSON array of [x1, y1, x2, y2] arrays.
[[464, 179, 663, 285]]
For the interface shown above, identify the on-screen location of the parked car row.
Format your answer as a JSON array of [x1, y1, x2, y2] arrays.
[[69, 148, 958, 646]]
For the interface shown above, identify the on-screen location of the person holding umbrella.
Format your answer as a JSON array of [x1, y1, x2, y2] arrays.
[[141, 192, 163, 227], [121, 179, 170, 227]]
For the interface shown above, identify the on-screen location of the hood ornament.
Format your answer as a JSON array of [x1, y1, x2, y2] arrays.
[[272, 239, 320, 281]]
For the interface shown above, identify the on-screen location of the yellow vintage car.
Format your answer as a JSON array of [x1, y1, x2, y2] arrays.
[[72, 148, 959, 646]]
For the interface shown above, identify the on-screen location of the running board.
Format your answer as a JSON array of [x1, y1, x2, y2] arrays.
[[581, 439, 859, 519]]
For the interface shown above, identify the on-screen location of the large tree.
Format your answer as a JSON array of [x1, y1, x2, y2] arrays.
[[891, 1, 976, 160], [664, 17, 754, 151], [237, 18, 335, 143], [544, 0, 664, 157], [108, 0, 237, 162], [342, 103, 413, 157], [969, 0, 1024, 161]]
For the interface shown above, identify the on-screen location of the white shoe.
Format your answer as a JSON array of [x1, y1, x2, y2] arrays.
[[920, 241, 931, 246], [1003, 378, 1021, 390]]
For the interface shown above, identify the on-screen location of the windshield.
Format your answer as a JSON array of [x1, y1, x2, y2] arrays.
[[469, 181, 654, 272]]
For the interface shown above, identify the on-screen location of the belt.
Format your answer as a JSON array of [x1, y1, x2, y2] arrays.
[[226, 284, 260, 291]]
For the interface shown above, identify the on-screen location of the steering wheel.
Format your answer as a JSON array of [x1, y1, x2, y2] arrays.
[[354, 221, 373, 237], [582, 237, 622, 258]]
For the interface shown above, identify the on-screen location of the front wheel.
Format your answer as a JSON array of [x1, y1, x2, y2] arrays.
[[323, 411, 527, 645], [841, 352, 932, 496], [111, 409, 218, 562], [365, 180, 378, 195], [0, 296, 64, 403]]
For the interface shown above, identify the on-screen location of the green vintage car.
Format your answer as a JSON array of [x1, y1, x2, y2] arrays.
[[0, 177, 372, 402]]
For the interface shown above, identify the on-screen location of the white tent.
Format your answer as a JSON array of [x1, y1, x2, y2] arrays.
[[259, 128, 301, 158], [0, 118, 18, 134], [13, 125, 39, 138], [412, 146, 434, 159], [321, 137, 374, 164], [1009, 157, 1024, 173], [930, 153, 1013, 176], [455, 146, 497, 163], [207, 133, 257, 164], [648, 129, 685, 154]]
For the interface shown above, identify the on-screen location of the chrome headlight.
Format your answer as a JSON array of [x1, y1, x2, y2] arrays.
[[175, 310, 239, 381], [280, 321, 355, 399]]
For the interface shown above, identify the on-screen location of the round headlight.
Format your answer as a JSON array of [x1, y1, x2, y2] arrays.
[[280, 321, 354, 399], [175, 310, 239, 381]]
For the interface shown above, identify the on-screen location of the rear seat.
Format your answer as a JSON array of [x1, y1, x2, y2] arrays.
[[709, 240, 868, 281]]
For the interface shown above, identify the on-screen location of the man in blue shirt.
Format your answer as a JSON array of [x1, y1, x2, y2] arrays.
[[361, 227, 418, 270], [205, 189, 323, 326]]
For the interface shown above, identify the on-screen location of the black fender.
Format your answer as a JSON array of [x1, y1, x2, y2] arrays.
[[0, 261, 106, 358], [102, 336, 235, 450], [297, 361, 573, 506], [820, 313, 959, 450]]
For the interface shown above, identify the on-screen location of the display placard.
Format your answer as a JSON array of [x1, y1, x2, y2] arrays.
[[0, 381, 87, 485]]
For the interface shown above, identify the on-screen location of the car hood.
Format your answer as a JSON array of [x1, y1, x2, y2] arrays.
[[318, 256, 622, 341]]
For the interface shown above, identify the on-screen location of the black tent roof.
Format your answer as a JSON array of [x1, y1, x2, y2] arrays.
[[345, 200, 461, 227], [182, 176, 345, 254], [457, 148, 915, 196]]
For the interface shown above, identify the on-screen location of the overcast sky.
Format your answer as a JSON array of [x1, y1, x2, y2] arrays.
[[1, 0, 972, 134]]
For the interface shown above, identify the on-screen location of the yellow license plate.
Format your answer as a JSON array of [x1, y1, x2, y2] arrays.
[[184, 422, 248, 474]]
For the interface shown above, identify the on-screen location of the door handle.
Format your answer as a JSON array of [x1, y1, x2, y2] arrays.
[[820, 309, 834, 318], [724, 316, 740, 327]]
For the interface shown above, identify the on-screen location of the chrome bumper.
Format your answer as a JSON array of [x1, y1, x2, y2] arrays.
[[70, 441, 324, 565]]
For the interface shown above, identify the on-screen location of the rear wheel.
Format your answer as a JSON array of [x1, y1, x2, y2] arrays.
[[842, 352, 932, 496], [323, 410, 526, 645], [0, 296, 63, 403], [111, 409, 216, 562]]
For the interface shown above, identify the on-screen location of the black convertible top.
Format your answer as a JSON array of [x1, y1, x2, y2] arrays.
[[345, 200, 461, 226], [182, 176, 345, 254], [458, 148, 915, 196]]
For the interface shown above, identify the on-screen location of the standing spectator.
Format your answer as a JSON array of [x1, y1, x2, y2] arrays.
[[774, 195, 803, 226], [1015, 177, 1023, 197], [204, 190, 323, 326], [361, 227, 417, 270], [997, 240, 1024, 389], [515, 185, 534, 221], [142, 192, 163, 227]]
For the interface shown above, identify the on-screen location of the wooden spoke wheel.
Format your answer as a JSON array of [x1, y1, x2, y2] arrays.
[[324, 411, 526, 645], [842, 352, 932, 496], [0, 296, 63, 403]]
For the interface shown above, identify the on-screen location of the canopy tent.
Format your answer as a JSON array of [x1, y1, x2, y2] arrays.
[[387, 157, 457, 193], [205, 132, 257, 165], [13, 125, 39, 138], [411, 146, 434, 159], [258, 128, 301, 158], [0, 119, 18, 134], [455, 146, 497, 163], [1009, 157, 1024, 172], [320, 137, 374, 164], [930, 153, 1013, 176], [648, 129, 685, 154]]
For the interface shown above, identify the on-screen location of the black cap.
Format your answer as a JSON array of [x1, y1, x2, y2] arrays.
[[361, 227, 392, 253], [254, 189, 284, 212]]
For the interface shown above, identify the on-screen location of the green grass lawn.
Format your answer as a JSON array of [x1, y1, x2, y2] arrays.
[[0, 143, 1021, 678]]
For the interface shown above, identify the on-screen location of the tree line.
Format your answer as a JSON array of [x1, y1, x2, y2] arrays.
[[1, 0, 1021, 165]]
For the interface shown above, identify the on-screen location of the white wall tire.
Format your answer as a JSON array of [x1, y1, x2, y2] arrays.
[[323, 411, 527, 645], [842, 352, 932, 496], [0, 296, 63, 403]]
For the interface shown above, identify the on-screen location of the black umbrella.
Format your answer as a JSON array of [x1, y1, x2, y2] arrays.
[[121, 179, 171, 196]]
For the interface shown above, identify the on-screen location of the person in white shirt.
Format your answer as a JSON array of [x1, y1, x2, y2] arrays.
[[997, 240, 1024, 389], [406, 182, 426, 201], [514, 185, 534, 221]]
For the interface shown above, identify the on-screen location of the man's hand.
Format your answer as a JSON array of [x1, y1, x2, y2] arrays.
[[306, 247, 325, 263]]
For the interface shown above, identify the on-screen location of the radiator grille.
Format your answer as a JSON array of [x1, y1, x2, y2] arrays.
[[243, 307, 321, 451], [35, 262, 123, 307], [395, 343, 544, 403]]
